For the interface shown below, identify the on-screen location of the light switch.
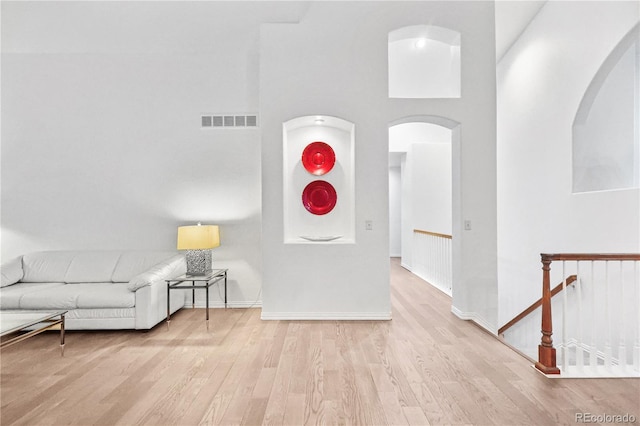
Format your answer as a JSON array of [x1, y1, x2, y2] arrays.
[[464, 220, 472, 230], [365, 220, 373, 230]]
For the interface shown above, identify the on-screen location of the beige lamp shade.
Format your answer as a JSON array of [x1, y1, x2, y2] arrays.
[[177, 225, 220, 250]]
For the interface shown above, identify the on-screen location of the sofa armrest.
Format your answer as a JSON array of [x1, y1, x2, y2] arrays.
[[1, 256, 24, 288], [131, 254, 186, 329], [127, 254, 186, 291], [134, 273, 186, 329]]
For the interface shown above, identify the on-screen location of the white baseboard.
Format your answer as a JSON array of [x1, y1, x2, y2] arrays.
[[185, 305, 391, 321], [185, 301, 262, 309], [400, 262, 411, 271], [450, 306, 497, 335], [260, 311, 392, 321]]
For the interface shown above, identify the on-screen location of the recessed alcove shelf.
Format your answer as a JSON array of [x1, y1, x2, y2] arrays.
[[388, 25, 461, 99], [283, 115, 355, 244]]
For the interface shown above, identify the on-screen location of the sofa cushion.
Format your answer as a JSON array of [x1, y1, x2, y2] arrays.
[[22, 251, 120, 283], [19, 283, 135, 310], [19, 251, 181, 284], [0, 282, 65, 309], [1, 257, 23, 287], [21, 252, 74, 283], [65, 252, 121, 283], [75, 283, 135, 309], [111, 251, 180, 282]]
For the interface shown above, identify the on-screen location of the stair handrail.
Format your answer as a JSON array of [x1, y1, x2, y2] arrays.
[[535, 253, 640, 375], [498, 275, 577, 336]]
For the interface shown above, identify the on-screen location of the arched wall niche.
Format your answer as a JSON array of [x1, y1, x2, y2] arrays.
[[388, 26, 461, 99], [572, 24, 640, 193], [283, 115, 355, 244]]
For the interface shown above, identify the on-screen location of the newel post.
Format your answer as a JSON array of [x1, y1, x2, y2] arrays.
[[535, 254, 560, 374]]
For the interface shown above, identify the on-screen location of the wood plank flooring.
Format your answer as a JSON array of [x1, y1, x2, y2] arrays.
[[1, 258, 638, 425]]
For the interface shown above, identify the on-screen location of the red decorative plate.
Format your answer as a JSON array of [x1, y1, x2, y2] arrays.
[[302, 180, 337, 215], [302, 142, 335, 175]]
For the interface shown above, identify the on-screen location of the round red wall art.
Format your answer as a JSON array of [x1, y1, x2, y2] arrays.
[[302, 180, 337, 215], [302, 141, 335, 175]]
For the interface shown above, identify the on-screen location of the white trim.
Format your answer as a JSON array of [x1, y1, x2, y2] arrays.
[[260, 311, 392, 321], [400, 262, 411, 271], [185, 301, 262, 309], [450, 306, 497, 334]]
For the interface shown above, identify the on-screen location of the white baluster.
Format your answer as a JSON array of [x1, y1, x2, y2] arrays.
[[427, 234, 433, 283], [436, 236, 441, 287], [605, 261, 612, 371], [633, 261, 640, 373], [447, 238, 452, 292], [562, 261, 567, 372], [619, 260, 626, 372], [590, 260, 597, 368], [430, 235, 435, 284], [441, 237, 445, 289], [576, 261, 584, 371]]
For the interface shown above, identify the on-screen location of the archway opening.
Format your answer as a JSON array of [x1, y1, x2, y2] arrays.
[[389, 117, 459, 295]]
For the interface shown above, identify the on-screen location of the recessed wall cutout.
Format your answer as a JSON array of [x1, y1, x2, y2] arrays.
[[388, 25, 461, 99], [201, 114, 259, 129], [572, 24, 639, 193]]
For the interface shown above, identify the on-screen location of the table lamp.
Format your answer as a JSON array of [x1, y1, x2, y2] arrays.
[[177, 224, 220, 275]]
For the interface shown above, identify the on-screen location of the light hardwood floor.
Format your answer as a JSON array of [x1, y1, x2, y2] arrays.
[[1, 258, 638, 425]]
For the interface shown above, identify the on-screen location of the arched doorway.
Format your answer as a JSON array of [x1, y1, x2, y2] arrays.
[[389, 116, 460, 296]]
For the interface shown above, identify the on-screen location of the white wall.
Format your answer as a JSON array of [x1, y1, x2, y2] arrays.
[[260, 1, 497, 328], [1, 2, 304, 307], [2, 1, 499, 328], [259, 3, 393, 319], [389, 165, 402, 257], [497, 1, 640, 326], [411, 143, 452, 235]]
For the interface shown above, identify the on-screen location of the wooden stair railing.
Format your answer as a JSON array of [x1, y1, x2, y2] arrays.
[[535, 253, 640, 375], [413, 229, 452, 239], [498, 275, 577, 336]]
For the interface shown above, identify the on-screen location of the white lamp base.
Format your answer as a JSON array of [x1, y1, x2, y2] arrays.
[[185, 250, 212, 275]]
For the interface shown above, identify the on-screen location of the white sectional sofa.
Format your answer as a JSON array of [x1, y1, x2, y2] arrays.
[[0, 250, 187, 330]]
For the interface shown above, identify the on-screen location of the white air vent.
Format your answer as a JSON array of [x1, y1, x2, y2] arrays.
[[201, 113, 259, 129]]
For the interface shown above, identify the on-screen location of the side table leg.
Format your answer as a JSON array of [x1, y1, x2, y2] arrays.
[[166, 282, 171, 330], [206, 284, 210, 330], [224, 272, 228, 309], [60, 314, 65, 356], [192, 281, 195, 309]]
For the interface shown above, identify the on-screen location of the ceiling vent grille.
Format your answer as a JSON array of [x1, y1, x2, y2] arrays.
[[201, 113, 259, 129]]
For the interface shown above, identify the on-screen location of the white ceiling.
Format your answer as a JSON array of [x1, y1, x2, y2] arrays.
[[495, 0, 547, 62]]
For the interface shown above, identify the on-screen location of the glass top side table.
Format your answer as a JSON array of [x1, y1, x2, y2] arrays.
[[165, 269, 228, 329]]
